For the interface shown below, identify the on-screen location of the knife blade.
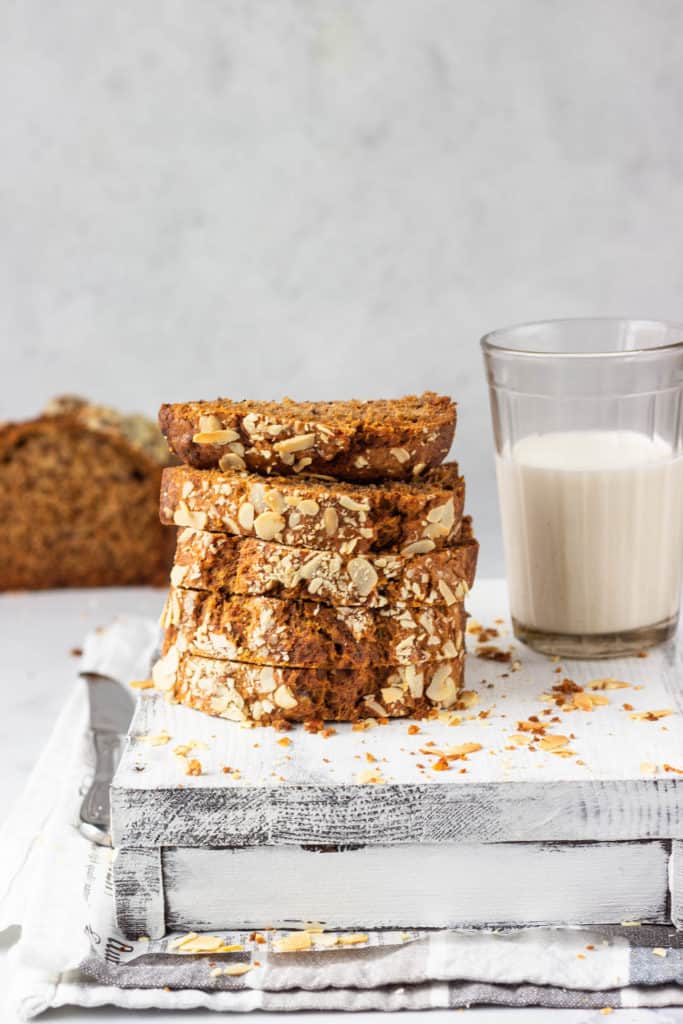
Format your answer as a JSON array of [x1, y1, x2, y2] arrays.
[[79, 672, 135, 846]]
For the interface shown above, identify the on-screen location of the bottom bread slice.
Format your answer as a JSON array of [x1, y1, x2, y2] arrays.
[[152, 643, 465, 724]]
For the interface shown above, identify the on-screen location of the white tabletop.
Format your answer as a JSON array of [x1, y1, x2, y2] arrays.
[[1, 585, 681, 1023]]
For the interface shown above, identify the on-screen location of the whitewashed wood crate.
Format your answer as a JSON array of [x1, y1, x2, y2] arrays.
[[111, 580, 683, 939]]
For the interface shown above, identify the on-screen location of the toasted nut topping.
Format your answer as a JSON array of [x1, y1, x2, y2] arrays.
[[273, 433, 316, 454], [427, 498, 455, 528], [265, 489, 286, 513], [298, 499, 320, 515], [381, 686, 404, 704], [273, 684, 298, 709], [297, 553, 326, 580], [218, 452, 246, 471], [273, 932, 312, 953], [423, 522, 450, 540], [347, 557, 379, 596], [412, 462, 426, 476], [198, 414, 223, 433], [238, 502, 255, 529], [426, 663, 457, 705], [254, 511, 285, 540], [192, 428, 240, 445], [241, 413, 259, 434], [401, 539, 436, 557], [170, 564, 188, 587], [339, 495, 370, 513], [403, 663, 424, 698], [390, 447, 410, 463], [323, 507, 338, 535], [173, 504, 208, 530], [255, 666, 276, 693], [337, 933, 369, 945], [438, 578, 458, 606], [152, 648, 179, 691], [538, 734, 569, 751]]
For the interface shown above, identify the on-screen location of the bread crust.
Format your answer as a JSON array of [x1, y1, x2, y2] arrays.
[[158, 392, 456, 482], [161, 588, 465, 668], [171, 518, 478, 608], [153, 644, 465, 724], [160, 463, 465, 555]]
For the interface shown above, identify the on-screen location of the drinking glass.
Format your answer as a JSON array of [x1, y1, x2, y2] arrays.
[[482, 318, 683, 658]]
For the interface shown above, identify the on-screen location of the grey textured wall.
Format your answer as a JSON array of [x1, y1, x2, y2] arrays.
[[3, 0, 683, 574]]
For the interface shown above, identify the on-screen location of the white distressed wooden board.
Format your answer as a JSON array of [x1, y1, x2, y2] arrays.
[[111, 580, 683, 848], [113, 839, 673, 938]]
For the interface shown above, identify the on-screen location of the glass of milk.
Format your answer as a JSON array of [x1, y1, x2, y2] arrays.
[[482, 318, 683, 658]]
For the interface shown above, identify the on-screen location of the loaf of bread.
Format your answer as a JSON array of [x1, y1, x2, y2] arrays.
[[159, 392, 456, 482], [153, 642, 464, 724], [161, 463, 464, 556], [171, 517, 478, 608], [0, 396, 175, 590], [161, 588, 465, 668]]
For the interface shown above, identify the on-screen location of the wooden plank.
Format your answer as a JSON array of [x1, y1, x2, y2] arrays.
[[111, 581, 683, 848], [158, 840, 671, 934], [113, 846, 165, 940]]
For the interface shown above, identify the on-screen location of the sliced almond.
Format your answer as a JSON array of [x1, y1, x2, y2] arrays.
[[390, 447, 410, 463], [170, 564, 189, 587], [254, 511, 285, 540], [323, 507, 338, 536], [238, 502, 255, 530], [273, 684, 298, 710], [425, 663, 457, 705], [273, 433, 316, 454], [298, 499, 320, 516], [339, 495, 370, 513], [198, 414, 223, 433], [218, 452, 246, 471], [437, 578, 458, 606], [273, 931, 312, 953], [347, 557, 379, 596], [401, 539, 436, 558], [173, 503, 208, 530], [192, 428, 240, 445]]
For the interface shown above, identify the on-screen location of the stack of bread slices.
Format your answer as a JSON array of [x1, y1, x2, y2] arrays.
[[152, 394, 478, 726]]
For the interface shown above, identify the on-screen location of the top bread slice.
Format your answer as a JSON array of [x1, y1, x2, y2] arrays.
[[0, 396, 175, 590], [158, 392, 456, 482], [161, 463, 465, 555]]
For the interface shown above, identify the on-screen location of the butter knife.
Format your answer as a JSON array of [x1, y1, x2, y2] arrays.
[[79, 672, 135, 846]]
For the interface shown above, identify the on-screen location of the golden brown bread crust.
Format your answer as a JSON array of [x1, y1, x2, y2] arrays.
[[171, 518, 478, 608], [158, 392, 456, 482], [160, 463, 465, 555], [153, 644, 465, 724], [0, 406, 175, 590], [161, 587, 465, 668]]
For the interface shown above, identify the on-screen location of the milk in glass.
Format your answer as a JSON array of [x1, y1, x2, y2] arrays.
[[496, 430, 683, 635]]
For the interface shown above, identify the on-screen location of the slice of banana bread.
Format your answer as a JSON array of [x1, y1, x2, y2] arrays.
[[158, 392, 456, 481], [161, 588, 465, 668], [171, 518, 478, 608], [0, 397, 175, 590], [160, 463, 464, 556], [153, 642, 465, 724]]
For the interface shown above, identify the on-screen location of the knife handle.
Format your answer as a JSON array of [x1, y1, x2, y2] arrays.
[[79, 731, 125, 845]]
